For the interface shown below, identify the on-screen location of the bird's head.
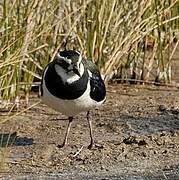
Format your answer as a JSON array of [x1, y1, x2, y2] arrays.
[[54, 50, 83, 77]]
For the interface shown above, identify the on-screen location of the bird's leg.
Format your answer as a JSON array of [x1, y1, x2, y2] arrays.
[[57, 116, 73, 148], [87, 111, 94, 149]]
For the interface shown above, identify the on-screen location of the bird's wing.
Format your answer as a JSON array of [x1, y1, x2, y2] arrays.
[[82, 58, 100, 75], [83, 58, 106, 102]]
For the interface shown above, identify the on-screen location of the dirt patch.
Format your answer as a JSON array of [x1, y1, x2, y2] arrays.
[[0, 84, 179, 179]]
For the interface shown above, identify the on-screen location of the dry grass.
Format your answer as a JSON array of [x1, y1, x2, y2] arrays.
[[0, 0, 179, 172], [0, 0, 179, 102]]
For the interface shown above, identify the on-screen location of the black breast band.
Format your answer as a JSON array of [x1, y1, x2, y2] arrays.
[[44, 63, 88, 100]]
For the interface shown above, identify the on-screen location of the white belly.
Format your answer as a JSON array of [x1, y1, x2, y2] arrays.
[[41, 79, 105, 116]]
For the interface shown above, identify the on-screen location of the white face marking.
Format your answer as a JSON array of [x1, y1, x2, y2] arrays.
[[54, 51, 84, 84], [77, 61, 84, 76], [56, 53, 72, 64], [54, 64, 69, 82], [54, 63, 85, 84]]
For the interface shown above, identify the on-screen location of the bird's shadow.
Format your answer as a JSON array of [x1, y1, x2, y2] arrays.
[[0, 132, 33, 147]]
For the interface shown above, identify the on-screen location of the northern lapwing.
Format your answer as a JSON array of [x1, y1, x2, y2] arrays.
[[41, 50, 106, 149]]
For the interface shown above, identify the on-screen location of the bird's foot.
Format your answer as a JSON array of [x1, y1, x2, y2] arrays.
[[88, 142, 104, 149], [87, 138, 95, 149], [57, 142, 66, 148], [87, 143, 94, 149]]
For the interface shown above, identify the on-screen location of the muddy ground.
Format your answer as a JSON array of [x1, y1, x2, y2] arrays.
[[0, 84, 179, 179]]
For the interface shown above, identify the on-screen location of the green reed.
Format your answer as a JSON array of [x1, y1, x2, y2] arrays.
[[0, 0, 179, 102]]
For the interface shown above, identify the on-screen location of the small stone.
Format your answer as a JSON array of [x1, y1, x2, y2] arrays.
[[95, 143, 104, 149], [162, 150, 167, 154], [138, 140, 148, 146], [123, 136, 138, 145], [141, 152, 147, 157], [158, 105, 167, 112]]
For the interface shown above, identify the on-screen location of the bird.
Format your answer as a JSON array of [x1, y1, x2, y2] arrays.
[[41, 50, 106, 149]]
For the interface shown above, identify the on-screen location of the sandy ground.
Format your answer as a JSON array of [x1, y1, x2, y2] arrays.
[[0, 84, 179, 179]]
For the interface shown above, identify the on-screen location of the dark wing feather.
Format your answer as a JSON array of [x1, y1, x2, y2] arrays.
[[82, 58, 106, 102]]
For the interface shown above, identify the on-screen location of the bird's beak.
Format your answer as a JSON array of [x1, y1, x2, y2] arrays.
[[73, 65, 81, 77]]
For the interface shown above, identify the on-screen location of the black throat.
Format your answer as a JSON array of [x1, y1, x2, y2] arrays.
[[43, 62, 88, 100]]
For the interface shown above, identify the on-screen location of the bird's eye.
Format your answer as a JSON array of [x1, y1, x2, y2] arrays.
[[61, 60, 70, 69]]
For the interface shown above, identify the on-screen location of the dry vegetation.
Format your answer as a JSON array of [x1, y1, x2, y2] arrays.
[[0, 0, 179, 101], [0, 0, 179, 176]]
